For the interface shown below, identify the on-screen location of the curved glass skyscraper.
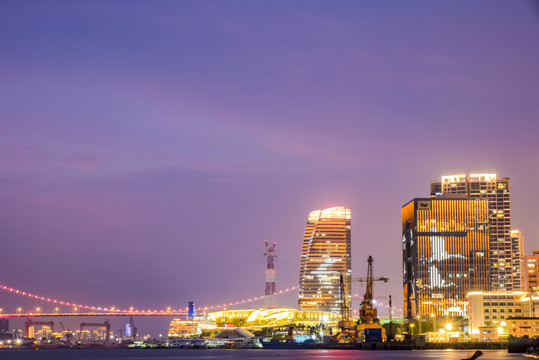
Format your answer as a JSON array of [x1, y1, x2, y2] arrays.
[[298, 206, 351, 313]]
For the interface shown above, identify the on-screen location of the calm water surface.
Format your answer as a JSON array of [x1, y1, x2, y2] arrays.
[[0, 349, 523, 360]]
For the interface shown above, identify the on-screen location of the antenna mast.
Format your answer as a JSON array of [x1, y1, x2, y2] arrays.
[[264, 241, 277, 308]]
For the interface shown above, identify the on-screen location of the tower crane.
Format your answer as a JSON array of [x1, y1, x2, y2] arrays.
[[351, 276, 389, 284], [335, 274, 357, 343], [59, 322, 73, 343], [355, 256, 388, 342], [353, 256, 388, 324]]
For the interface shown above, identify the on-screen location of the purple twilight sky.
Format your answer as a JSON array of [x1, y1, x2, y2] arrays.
[[1, 0, 539, 328]]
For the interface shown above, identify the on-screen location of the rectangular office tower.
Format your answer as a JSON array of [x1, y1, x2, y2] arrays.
[[511, 230, 524, 291], [524, 250, 539, 291], [298, 206, 351, 313], [402, 198, 490, 319], [430, 174, 515, 291]]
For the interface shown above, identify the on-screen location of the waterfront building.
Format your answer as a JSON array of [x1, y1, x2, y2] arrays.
[[507, 317, 539, 338], [467, 291, 535, 340], [511, 230, 524, 291], [524, 250, 539, 291], [168, 318, 217, 338], [402, 198, 490, 319], [208, 308, 340, 328], [298, 206, 351, 313], [430, 174, 515, 291], [468, 291, 539, 340]]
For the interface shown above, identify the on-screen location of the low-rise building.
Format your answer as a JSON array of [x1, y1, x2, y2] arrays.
[[506, 317, 539, 338], [468, 291, 539, 340], [208, 308, 340, 328], [168, 318, 217, 338]]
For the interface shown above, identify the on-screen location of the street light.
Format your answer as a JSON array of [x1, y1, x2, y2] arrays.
[[55, 307, 59, 314], [17, 308, 22, 315], [410, 324, 415, 335], [431, 313, 436, 332], [445, 323, 452, 331]]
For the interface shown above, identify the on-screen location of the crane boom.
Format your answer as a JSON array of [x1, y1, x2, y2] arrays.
[[351, 277, 389, 282]]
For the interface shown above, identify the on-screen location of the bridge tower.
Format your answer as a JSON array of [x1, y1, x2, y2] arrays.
[[264, 241, 277, 308]]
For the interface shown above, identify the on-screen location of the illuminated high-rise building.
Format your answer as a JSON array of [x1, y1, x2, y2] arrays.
[[511, 230, 524, 291], [402, 198, 490, 319], [524, 250, 539, 291], [430, 174, 515, 291], [298, 206, 351, 313]]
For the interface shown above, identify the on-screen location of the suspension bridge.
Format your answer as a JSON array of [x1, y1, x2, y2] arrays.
[[0, 282, 402, 319]]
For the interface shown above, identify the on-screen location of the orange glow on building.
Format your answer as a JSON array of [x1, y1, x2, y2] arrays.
[[402, 198, 490, 319], [298, 206, 351, 313]]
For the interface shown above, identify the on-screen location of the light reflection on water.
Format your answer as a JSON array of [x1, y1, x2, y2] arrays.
[[0, 349, 524, 360]]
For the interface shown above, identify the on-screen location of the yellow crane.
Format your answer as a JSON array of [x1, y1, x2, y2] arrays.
[[335, 274, 357, 343], [355, 256, 388, 342]]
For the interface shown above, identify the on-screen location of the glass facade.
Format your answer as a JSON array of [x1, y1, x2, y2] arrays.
[[431, 174, 515, 291], [524, 250, 539, 291], [402, 198, 490, 319], [511, 230, 524, 291], [298, 206, 351, 313]]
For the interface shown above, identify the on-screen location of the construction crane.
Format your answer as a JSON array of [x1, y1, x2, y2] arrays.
[[351, 276, 389, 284], [387, 295, 394, 341], [335, 274, 357, 343], [59, 322, 73, 343], [355, 256, 387, 342]]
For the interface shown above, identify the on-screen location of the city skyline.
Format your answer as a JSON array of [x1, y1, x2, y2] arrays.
[[1, 0, 539, 329]]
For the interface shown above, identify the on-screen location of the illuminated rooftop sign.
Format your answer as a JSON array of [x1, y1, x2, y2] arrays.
[[441, 174, 498, 184]]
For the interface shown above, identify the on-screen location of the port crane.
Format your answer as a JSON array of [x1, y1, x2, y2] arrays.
[[59, 321, 73, 343], [335, 274, 357, 343], [355, 256, 388, 341], [354, 256, 388, 324], [335, 256, 389, 343]]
